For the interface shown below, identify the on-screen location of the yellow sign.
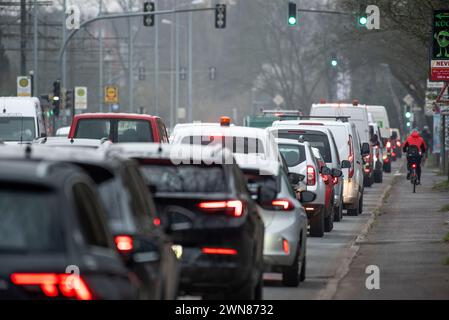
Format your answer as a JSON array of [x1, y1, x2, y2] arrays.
[[104, 85, 119, 104], [17, 76, 31, 97]]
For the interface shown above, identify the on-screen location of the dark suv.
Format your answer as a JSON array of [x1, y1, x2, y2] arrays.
[[0, 145, 180, 300], [107, 143, 266, 300], [0, 159, 139, 300]]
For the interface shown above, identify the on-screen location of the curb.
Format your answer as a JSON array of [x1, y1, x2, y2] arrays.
[[316, 161, 405, 300]]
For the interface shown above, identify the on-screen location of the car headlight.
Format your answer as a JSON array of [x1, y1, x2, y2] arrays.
[[172, 245, 183, 260]]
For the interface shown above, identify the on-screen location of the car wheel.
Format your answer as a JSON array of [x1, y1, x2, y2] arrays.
[[384, 162, 391, 173], [374, 170, 383, 183], [358, 193, 364, 214], [324, 207, 334, 232], [309, 209, 324, 237], [333, 202, 343, 222], [299, 253, 306, 282], [282, 245, 300, 287], [347, 194, 360, 216]]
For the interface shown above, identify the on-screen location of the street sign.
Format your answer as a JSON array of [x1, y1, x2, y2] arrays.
[[17, 76, 31, 97], [273, 95, 284, 106], [427, 79, 444, 88], [430, 10, 449, 81], [75, 87, 88, 110], [104, 85, 119, 104], [403, 94, 415, 106]]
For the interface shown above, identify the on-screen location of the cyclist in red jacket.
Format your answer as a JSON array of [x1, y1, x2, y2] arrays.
[[402, 130, 427, 184]]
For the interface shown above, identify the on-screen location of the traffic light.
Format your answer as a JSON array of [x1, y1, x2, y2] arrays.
[[65, 89, 74, 111], [405, 111, 412, 119], [143, 2, 155, 27], [330, 53, 338, 67], [288, 2, 297, 26], [358, 15, 367, 27], [215, 4, 226, 29], [52, 80, 61, 117]]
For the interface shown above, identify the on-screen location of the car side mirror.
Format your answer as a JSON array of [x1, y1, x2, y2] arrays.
[[288, 173, 305, 185], [320, 166, 331, 175], [361, 143, 370, 156], [331, 168, 343, 178], [341, 160, 351, 169], [299, 191, 316, 204]]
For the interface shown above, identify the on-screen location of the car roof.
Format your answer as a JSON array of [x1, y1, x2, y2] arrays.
[[233, 153, 279, 176], [0, 158, 85, 189], [106, 142, 234, 164], [74, 113, 160, 120], [0, 97, 41, 117], [173, 123, 268, 139], [36, 137, 112, 148]]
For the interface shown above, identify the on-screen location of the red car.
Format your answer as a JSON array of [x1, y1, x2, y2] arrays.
[[68, 113, 169, 143]]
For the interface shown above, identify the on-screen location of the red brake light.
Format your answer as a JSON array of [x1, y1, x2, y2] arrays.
[[115, 235, 134, 253], [411, 163, 417, 169], [198, 200, 244, 217], [153, 218, 161, 226], [202, 248, 237, 255], [348, 136, 355, 179], [307, 165, 316, 186], [11, 273, 93, 300], [396, 141, 401, 147], [282, 240, 290, 254], [321, 173, 329, 183], [392, 152, 396, 157], [332, 176, 338, 185], [272, 199, 295, 211]]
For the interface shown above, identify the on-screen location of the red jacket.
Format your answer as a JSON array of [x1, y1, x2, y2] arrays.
[[403, 131, 426, 153]]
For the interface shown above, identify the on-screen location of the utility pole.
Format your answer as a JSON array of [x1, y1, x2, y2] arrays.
[[175, 12, 180, 125], [20, 0, 26, 75], [169, 5, 175, 129], [99, 0, 104, 112], [33, 0, 38, 95], [187, 11, 193, 122], [128, 2, 134, 113], [62, 0, 67, 90], [154, 0, 159, 115]]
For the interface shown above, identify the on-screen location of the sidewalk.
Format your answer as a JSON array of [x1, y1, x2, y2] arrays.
[[333, 160, 449, 299]]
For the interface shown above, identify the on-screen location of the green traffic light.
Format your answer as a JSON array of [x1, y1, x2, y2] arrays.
[[331, 60, 338, 67], [405, 112, 412, 119], [288, 16, 297, 25], [359, 16, 367, 25], [406, 122, 411, 127]]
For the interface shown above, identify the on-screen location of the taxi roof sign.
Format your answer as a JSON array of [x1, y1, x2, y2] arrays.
[[220, 116, 231, 126]]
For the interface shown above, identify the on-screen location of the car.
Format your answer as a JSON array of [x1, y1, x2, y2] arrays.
[[0, 145, 180, 300], [271, 120, 346, 222], [232, 151, 313, 286], [33, 137, 112, 149], [106, 143, 266, 300], [272, 136, 331, 237], [0, 97, 47, 144], [68, 113, 169, 143], [55, 126, 70, 137], [244, 110, 302, 128], [369, 122, 385, 183], [0, 158, 139, 300], [390, 128, 403, 159], [366, 105, 391, 142]]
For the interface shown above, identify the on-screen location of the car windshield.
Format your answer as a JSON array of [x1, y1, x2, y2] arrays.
[[140, 165, 228, 193], [278, 144, 306, 167], [275, 130, 332, 163], [0, 186, 64, 253], [0, 117, 36, 142], [181, 136, 265, 155]]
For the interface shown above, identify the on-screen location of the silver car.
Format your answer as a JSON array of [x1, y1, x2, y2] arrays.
[[233, 153, 312, 287]]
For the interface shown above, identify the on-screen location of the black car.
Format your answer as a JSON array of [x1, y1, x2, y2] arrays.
[[107, 143, 267, 300], [0, 159, 138, 300], [0, 145, 180, 300]]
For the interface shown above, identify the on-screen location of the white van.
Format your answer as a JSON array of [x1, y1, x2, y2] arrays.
[[310, 103, 370, 144], [0, 97, 46, 144], [366, 105, 390, 140]]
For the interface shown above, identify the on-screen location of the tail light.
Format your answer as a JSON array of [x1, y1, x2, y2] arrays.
[[332, 177, 338, 185], [321, 173, 330, 184], [11, 273, 93, 300], [411, 163, 417, 169], [272, 199, 295, 211], [364, 168, 371, 173], [396, 141, 401, 147], [282, 240, 290, 254], [115, 235, 134, 253], [202, 248, 237, 255], [348, 136, 355, 179], [307, 166, 316, 186], [198, 200, 244, 217], [392, 152, 396, 157]]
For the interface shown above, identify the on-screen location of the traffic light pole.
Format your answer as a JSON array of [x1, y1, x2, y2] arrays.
[[57, 7, 216, 121]]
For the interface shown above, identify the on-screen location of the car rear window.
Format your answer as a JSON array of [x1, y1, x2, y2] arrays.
[[140, 164, 228, 193], [181, 136, 265, 155], [117, 120, 153, 143], [75, 119, 111, 140], [278, 144, 306, 167], [275, 130, 332, 162], [0, 185, 64, 253]]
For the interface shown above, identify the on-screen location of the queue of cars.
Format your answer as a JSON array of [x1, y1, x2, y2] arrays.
[[0, 96, 400, 300]]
